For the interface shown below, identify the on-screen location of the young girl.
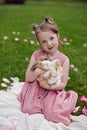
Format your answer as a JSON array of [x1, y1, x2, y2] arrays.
[[18, 17, 78, 125]]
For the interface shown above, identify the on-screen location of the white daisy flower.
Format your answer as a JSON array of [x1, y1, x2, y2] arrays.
[[10, 77, 19, 83], [68, 77, 71, 80], [24, 39, 28, 42], [37, 42, 39, 45], [31, 31, 35, 35], [14, 37, 19, 42], [83, 43, 87, 47], [12, 31, 16, 35], [65, 42, 70, 45], [63, 37, 67, 42], [17, 32, 20, 35], [73, 106, 80, 113], [2, 78, 10, 83], [3, 36, 8, 40], [70, 64, 75, 68], [1, 83, 8, 87], [74, 68, 78, 72], [30, 40, 34, 44], [25, 57, 29, 61]]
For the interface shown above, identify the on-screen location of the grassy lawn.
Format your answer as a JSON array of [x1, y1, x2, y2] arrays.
[[0, 0, 87, 114]]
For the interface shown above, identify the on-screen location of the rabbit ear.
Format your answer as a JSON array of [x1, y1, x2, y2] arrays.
[[53, 59, 58, 64], [31, 24, 39, 32], [52, 60, 59, 68]]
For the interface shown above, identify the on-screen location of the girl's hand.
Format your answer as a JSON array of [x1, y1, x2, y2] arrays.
[[37, 77, 51, 90], [31, 62, 38, 71], [31, 55, 51, 71], [35, 67, 45, 76]]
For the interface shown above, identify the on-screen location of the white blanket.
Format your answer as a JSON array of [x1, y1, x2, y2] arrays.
[[0, 82, 87, 130]]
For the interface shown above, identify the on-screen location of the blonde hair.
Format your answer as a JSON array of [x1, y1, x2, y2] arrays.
[[32, 17, 62, 45]]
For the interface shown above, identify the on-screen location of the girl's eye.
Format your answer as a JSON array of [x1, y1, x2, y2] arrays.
[[50, 37, 54, 40], [42, 40, 47, 44]]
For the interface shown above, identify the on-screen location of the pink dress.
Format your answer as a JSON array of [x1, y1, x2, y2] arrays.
[[18, 50, 78, 125]]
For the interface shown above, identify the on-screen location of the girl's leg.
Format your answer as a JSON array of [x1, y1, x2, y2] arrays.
[[43, 90, 78, 125]]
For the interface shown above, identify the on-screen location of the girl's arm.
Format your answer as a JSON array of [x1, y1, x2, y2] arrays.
[[37, 58, 69, 90], [25, 53, 44, 82]]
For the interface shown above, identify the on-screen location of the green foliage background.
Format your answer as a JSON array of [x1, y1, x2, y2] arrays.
[[0, 0, 87, 114]]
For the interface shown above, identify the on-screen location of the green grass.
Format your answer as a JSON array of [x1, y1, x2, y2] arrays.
[[0, 0, 87, 114]]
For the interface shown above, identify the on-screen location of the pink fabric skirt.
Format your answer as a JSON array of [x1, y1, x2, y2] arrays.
[[18, 81, 78, 125]]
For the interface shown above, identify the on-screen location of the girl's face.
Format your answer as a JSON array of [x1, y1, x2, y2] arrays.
[[37, 30, 59, 55]]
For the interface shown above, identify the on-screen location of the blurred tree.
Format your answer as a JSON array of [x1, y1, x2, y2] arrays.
[[4, 0, 26, 4]]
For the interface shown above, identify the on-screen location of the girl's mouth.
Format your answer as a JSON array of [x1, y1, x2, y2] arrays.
[[48, 46, 54, 50]]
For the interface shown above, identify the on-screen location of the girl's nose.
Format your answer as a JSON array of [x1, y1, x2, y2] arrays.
[[47, 40, 52, 46]]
